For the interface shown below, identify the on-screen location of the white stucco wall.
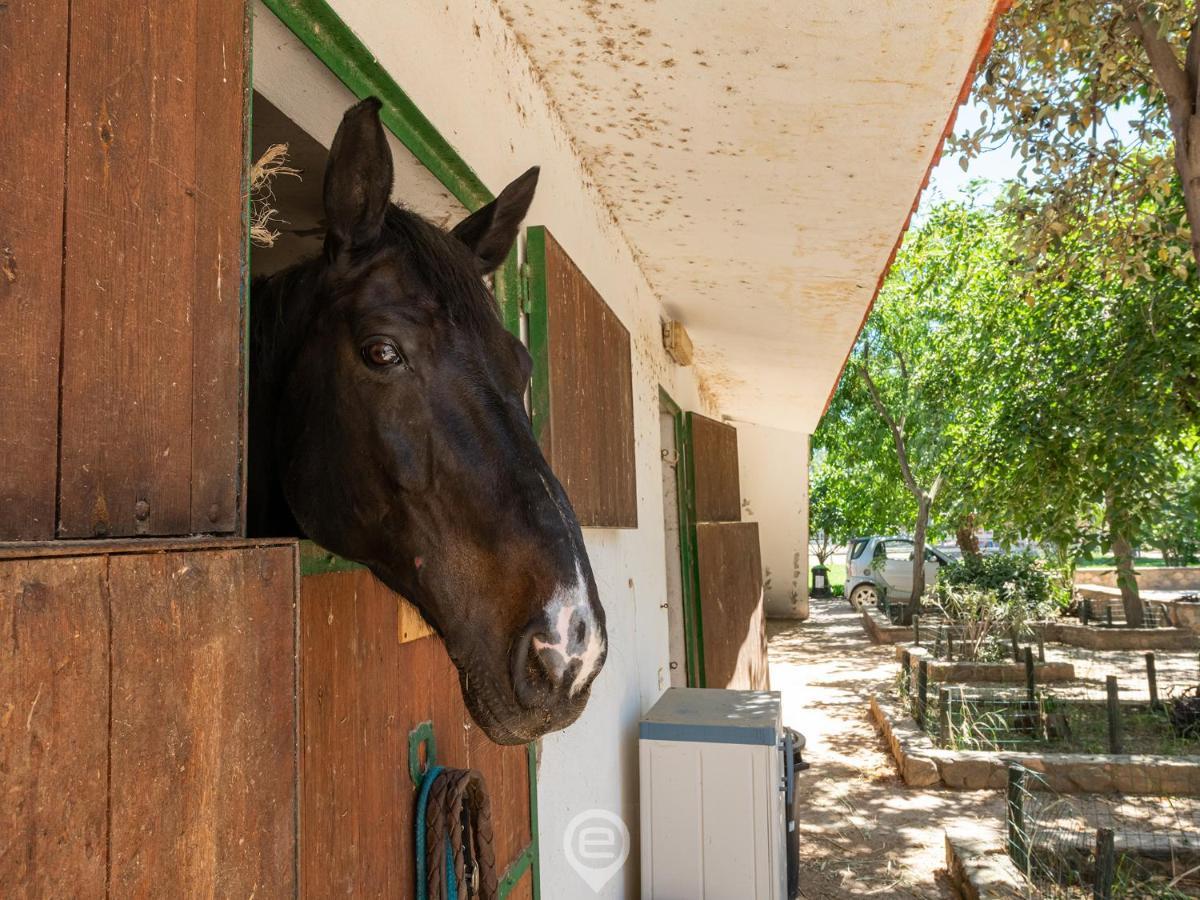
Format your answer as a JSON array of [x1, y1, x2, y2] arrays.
[[317, 2, 716, 896], [735, 423, 810, 620]]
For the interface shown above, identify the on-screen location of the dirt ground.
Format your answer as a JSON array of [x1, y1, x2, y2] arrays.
[[769, 596, 1004, 899]]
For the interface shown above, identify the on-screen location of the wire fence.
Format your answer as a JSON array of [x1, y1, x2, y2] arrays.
[[896, 645, 1200, 755], [1076, 597, 1172, 629], [1006, 764, 1200, 898]]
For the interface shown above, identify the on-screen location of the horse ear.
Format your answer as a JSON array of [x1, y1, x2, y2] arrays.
[[451, 167, 540, 274], [323, 97, 393, 256]]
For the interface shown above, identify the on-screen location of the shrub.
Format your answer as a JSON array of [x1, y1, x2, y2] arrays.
[[927, 553, 1060, 661], [937, 551, 1057, 611]]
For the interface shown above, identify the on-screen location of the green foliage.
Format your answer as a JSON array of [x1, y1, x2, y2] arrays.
[[936, 552, 1058, 611], [810, 396, 915, 542], [1145, 448, 1200, 564], [950, 0, 1199, 280], [954, 190, 1200, 564]]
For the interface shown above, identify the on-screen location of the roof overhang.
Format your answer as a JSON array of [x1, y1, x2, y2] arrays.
[[495, 0, 1010, 432]]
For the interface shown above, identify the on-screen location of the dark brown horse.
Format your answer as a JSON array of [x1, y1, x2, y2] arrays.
[[249, 98, 606, 745]]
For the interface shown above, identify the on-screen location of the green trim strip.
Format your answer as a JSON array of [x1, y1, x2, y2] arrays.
[[681, 412, 707, 688], [298, 540, 367, 576], [659, 389, 704, 688], [527, 741, 541, 900], [498, 842, 535, 899], [261, 0, 492, 211], [524, 227, 551, 444]]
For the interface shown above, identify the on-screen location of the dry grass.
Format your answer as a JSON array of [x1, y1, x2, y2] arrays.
[[249, 143, 300, 247]]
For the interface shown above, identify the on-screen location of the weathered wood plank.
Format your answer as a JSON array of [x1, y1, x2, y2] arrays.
[[58, 0, 247, 537], [690, 413, 742, 523], [190, 0, 249, 534], [0, 0, 69, 539], [106, 547, 297, 896], [299, 568, 531, 897], [536, 227, 638, 528], [0, 535, 295, 561], [0, 555, 109, 895], [697, 521, 767, 690]]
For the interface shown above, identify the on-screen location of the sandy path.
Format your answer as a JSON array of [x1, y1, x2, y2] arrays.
[[769, 596, 1003, 899]]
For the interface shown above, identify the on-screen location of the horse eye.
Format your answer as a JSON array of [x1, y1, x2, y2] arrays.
[[362, 339, 406, 369]]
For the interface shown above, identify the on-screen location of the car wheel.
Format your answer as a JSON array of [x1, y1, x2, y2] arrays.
[[849, 585, 878, 609]]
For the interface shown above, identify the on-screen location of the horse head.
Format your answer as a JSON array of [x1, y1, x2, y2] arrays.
[[251, 98, 606, 744]]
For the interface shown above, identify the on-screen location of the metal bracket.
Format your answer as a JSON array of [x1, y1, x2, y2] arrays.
[[408, 720, 437, 785]]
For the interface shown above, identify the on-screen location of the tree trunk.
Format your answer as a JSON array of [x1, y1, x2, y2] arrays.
[[1127, 6, 1200, 266], [955, 513, 981, 562], [1111, 531, 1143, 627], [1105, 490, 1143, 627], [906, 495, 932, 626]]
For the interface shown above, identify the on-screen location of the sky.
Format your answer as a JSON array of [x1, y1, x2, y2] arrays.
[[915, 99, 1145, 221]]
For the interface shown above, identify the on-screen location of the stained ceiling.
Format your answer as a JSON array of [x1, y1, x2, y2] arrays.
[[493, 0, 1004, 432]]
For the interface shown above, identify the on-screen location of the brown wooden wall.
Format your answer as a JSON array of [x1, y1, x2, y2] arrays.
[[533, 226, 638, 529], [696, 522, 768, 690], [689, 413, 742, 523], [0, 0, 248, 541], [299, 568, 534, 899], [0, 540, 298, 895]]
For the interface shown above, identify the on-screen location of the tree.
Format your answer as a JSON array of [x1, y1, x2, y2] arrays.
[[952, 1, 1199, 280], [1146, 447, 1200, 564], [818, 203, 1013, 621], [955, 184, 1200, 625], [807, 457, 846, 568]]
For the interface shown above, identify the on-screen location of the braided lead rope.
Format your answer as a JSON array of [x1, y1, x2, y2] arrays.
[[420, 768, 499, 900]]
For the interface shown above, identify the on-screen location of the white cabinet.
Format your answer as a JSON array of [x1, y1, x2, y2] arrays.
[[639, 688, 786, 899]]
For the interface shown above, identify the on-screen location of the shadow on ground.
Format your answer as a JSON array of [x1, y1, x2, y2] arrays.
[[769, 597, 1003, 899]]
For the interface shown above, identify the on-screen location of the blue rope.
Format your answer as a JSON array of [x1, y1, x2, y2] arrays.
[[415, 765, 459, 900]]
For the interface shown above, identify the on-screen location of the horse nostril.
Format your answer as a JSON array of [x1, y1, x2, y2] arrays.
[[510, 617, 585, 710]]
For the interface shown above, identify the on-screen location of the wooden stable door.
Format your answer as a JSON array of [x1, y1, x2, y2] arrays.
[[0, 541, 298, 895], [685, 413, 769, 690], [0, 0, 248, 540], [298, 563, 536, 899]]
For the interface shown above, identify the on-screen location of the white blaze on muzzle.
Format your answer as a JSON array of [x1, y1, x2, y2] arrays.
[[531, 562, 605, 696]]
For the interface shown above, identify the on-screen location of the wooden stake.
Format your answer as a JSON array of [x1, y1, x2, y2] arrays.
[[1146, 652, 1161, 711], [1006, 766, 1029, 874], [1024, 646, 1036, 702], [1094, 827, 1115, 900], [917, 660, 929, 730], [1036, 632, 1045, 663], [913, 614, 921, 646], [938, 687, 950, 745], [1106, 675, 1123, 754]]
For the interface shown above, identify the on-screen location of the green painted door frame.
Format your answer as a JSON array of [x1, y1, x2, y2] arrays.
[[659, 388, 706, 688], [259, 3, 538, 895]]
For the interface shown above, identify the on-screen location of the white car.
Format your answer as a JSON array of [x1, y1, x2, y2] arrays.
[[844, 535, 952, 609]]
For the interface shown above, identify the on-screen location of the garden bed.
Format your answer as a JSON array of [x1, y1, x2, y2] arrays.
[[869, 692, 1200, 794], [860, 603, 913, 644], [897, 645, 1076, 683], [944, 830, 1030, 900], [1042, 621, 1199, 651]]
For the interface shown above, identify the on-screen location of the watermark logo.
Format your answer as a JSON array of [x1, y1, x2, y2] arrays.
[[563, 808, 630, 893]]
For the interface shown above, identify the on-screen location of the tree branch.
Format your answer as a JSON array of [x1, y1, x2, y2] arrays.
[[1187, 13, 1200, 114], [858, 361, 921, 498], [1125, 1, 1191, 118]]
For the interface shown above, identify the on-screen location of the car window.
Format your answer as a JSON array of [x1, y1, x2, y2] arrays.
[[884, 541, 913, 561], [872, 541, 887, 561], [849, 539, 870, 560]]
